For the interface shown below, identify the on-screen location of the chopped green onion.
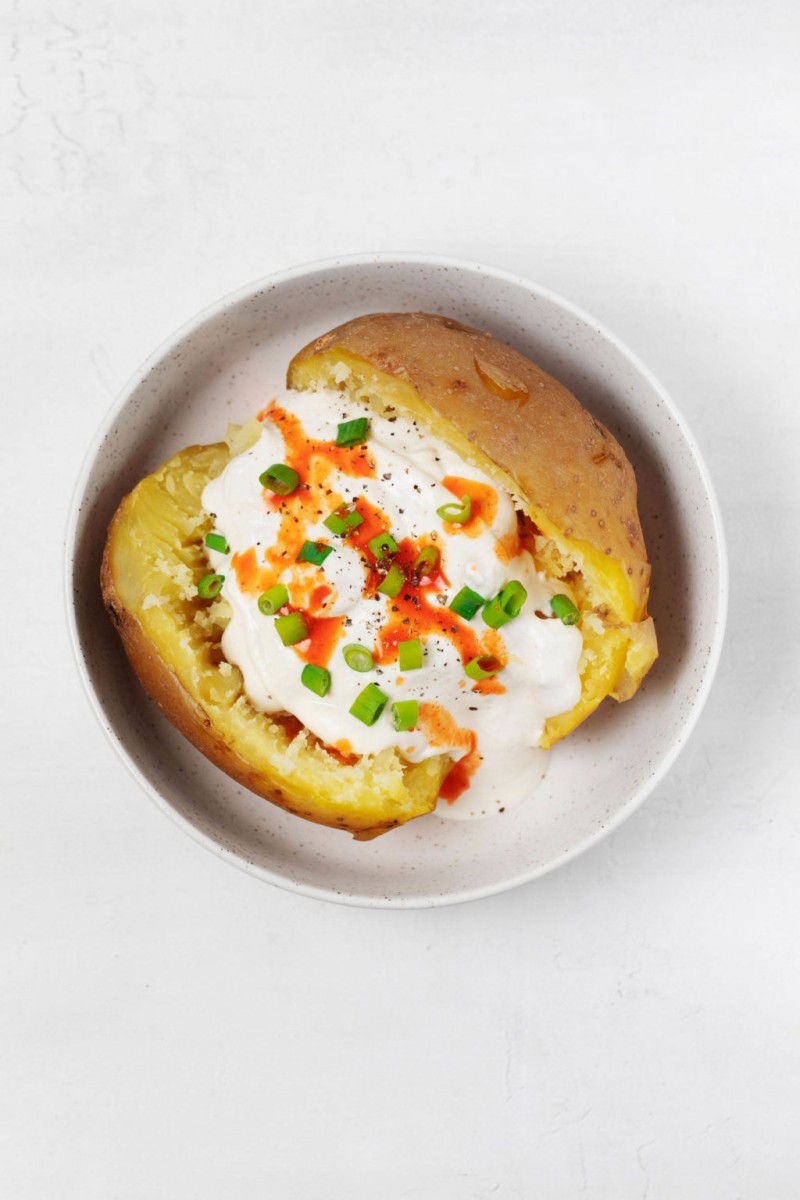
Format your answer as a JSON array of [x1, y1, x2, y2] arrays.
[[197, 573, 224, 599], [259, 463, 300, 495], [482, 580, 528, 629], [349, 682, 389, 726], [336, 417, 370, 448], [323, 511, 348, 536], [412, 546, 440, 578], [257, 584, 289, 616], [437, 494, 471, 524], [296, 540, 333, 566], [368, 532, 399, 559], [324, 506, 365, 536], [550, 593, 581, 625], [391, 699, 419, 732], [204, 532, 229, 554], [377, 563, 406, 598], [343, 643, 374, 673], [465, 654, 503, 680], [398, 639, 423, 671], [301, 663, 331, 697], [274, 611, 309, 646], [449, 585, 485, 620]]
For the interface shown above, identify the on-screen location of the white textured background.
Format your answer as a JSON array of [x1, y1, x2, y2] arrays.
[[4, 2, 800, 1196]]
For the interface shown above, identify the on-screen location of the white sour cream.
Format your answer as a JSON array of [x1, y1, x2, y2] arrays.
[[201, 389, 582, 816]]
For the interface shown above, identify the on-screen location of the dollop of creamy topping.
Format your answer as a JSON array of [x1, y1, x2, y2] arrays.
[[201, 389, 582, 815]]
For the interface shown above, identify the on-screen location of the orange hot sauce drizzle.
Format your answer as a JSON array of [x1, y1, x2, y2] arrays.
[[235, 403, 379, 596], [266, 403, 376, 482], [311, 585, 333, 610], [417, 702, 481, 804], [284, 566, 336, 616], [293, 614, 345, 669], [494, 531, 521, 564], [469, 627, 507, 697], [231, 546, 273, 595], [370, 535, 483, 667], [340, 494, 395, 595], [438, 760, 474, 804], [340, 493, 447, 590], [370, 537, 505, 680], [441, 476, 498, 538], [327, 739, 359, 766]]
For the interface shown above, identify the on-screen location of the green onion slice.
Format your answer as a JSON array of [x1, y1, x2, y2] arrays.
[[448, 585, 485, 620], [274, 611, 309, 646], [412, 546, 440, 578], [296, 540, 333, 566], [343, 643, 374, 673], [197, 573, 224, 599], [376, 563, 406, 598], [204, 532, 229, 554], [550, 593, 581, 625], [301, 663, 331, 697], [323, 511, 348, 536], [349, 682, 389, 726], [259, 463, 300, 495], [324, 506, 365, 536], [391, 699, 419, 732], [397, 639, 423, 671], [436, 494, 471, 524], [464, 654, 503, 680], [257, 584, 289, 616], [368, 532, 399, 559], [482, 580, 528, 629], [336, 417, 370, 448]]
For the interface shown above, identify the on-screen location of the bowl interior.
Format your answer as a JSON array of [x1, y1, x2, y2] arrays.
[[68, 256, 725, 905]]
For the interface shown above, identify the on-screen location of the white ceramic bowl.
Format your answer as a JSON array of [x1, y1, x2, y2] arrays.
[[66, 254, 727, 907]]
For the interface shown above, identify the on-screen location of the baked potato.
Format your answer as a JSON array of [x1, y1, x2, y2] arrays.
[[102, 313, 657, 837]]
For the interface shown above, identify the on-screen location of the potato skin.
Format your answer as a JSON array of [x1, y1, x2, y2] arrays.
[[102, 547, 301, 819], [289, 312, 651, 620]]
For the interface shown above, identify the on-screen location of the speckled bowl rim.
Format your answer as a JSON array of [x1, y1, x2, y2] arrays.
[[64, 252, 728, 907]]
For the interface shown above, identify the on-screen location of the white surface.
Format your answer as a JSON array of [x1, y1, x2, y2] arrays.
[[4, 0, 799, 1194]]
